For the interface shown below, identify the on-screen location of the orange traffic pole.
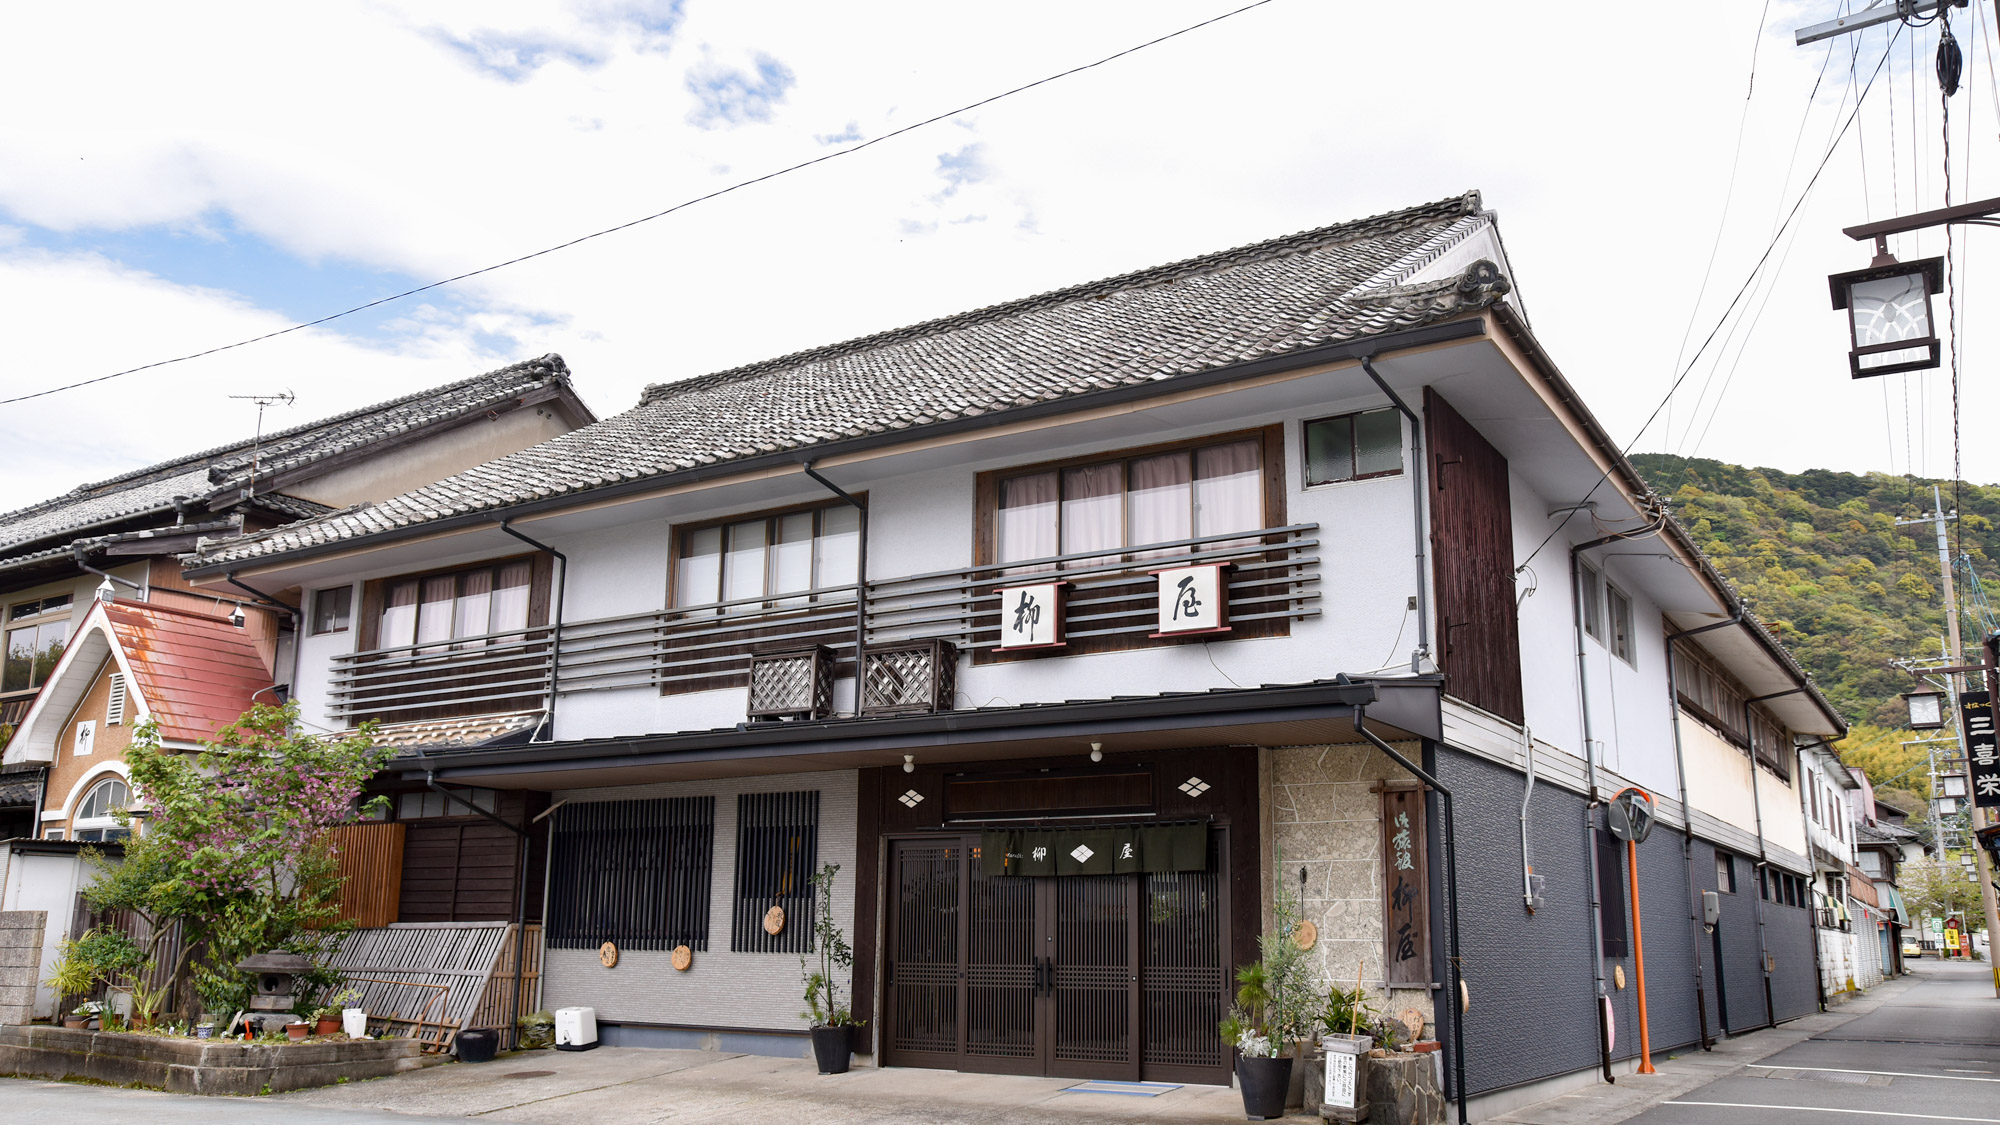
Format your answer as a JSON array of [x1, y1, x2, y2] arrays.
[[1628, 836, 1654, 1074]]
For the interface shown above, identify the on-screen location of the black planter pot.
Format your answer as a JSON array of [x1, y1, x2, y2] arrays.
[[1237, 1054, 1293, 1120], [455, 1028, 499, 1063], [810, 1024, 853, 1074]]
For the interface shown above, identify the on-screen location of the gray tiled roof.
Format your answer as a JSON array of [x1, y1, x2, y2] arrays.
[[0, 355, 578, 563], [192, 193, 1506, 568]]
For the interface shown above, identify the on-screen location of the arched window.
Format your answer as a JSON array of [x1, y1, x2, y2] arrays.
[[73, 777, 131, 842]]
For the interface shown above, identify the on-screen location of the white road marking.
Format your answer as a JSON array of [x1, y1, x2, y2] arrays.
[[1749, 1063, 2000, 1084], [1946, 1068, 1995, 1074], [1666, 1101, 2000, 1122]]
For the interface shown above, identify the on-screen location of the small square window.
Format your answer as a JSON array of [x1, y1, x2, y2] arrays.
[[1304, 409, 1403, 486], [1579, 564, 1605, 642], [312, 586, 353, 635]]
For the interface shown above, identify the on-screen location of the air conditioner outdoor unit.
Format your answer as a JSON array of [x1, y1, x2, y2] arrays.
[[861, 639, 958, 716], [747, 645, 836, 721]]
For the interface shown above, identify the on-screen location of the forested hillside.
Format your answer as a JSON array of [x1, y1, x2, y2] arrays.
[[1628, 454, 2000, 803]]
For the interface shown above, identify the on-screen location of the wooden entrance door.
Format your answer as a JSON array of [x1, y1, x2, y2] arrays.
[[884, 832, 1229, 1084]]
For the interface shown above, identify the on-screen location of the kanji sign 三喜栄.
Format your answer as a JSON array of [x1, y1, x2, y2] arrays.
[[1961, 691, 2000, 808]]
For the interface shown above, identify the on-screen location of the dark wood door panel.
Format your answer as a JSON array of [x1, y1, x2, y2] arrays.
[[1424, 387, 1524, 724]]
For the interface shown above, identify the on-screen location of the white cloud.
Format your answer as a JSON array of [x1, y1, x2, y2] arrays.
[[0, 0, 1991, 516]]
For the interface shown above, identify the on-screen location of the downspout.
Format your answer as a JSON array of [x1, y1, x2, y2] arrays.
[[1743, 684, 1806, 1030], [801, 463, 869, 716], [499, 522, 566, 742], [1345, 684, 1467, 1125], [1570, 514, 1666, 1081], [226, 572, 306, 705], [425, 772, 532, 1051], [1664, 609, 1744, 1052], [1358, 357, 1432, 671]]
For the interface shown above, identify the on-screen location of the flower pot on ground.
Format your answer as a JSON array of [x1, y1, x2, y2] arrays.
[[1236, 1053, 1293, 1120], [315, 1016, 341, 1035], [62, 1017, 85, 1030], [798, 862, 865, 1075], [455, 1028, 499, 1063], [284, 1022, 310, 1041]]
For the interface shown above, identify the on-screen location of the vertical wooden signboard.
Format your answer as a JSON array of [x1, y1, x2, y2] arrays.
[[1379, 784, 1433, 986]]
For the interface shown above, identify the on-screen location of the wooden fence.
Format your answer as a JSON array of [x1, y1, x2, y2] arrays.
[[324, 922, 541, 1051], [328, 822, 406, 929]]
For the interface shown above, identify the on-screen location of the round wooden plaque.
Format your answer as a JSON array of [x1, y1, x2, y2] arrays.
[[1613, 964, 1626, 990], [764, 905, 786, 936], [672, 944, 693, 972], [1459, 979, 1471, 1014], [598, 942, 618, 969], [1292, 919, 1317, 950]]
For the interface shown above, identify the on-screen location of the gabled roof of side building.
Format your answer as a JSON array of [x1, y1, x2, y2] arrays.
[[2, 598, 272, 764], [187, 192, 1510, 568], [0, 354, 590, 570]]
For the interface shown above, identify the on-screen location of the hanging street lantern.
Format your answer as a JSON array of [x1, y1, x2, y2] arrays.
[[1828, 252, 1944, 378], [1905, 688, 1947, 730]]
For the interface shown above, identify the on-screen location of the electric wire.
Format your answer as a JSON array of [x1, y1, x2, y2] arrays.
[[1516, 23, 1903, 577], [0, 0, 1279, 408]]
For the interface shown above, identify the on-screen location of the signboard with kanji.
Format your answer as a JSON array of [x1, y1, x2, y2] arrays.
[[1961, 690, 2000, 808], [1379, 784, 1432, 986], [1150, 562, 1231, 638], [994, 582, 1066, 650]]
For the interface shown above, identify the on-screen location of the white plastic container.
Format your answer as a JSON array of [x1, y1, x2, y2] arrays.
[[343, 1007, 369, 1039], [554, 1006, 599, 1051]]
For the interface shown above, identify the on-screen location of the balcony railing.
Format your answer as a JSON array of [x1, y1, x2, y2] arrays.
[[327, 523, 1321, 723], [327, 627, 554, 723]]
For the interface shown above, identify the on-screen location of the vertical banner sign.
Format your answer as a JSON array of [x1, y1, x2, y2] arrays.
[[994, 582, 1066, 650], [1961, 690, 2000, 808], [1150, 562, 1232, 638], [1379, 785, 1433, 986]]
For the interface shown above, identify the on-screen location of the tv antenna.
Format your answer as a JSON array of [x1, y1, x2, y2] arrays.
[[228, 389, 296, 496]]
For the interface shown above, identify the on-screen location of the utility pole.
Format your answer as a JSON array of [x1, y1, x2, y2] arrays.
[[1901, 486, 2000, 991]]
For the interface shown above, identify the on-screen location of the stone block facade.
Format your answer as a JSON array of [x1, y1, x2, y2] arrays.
[[0, 1024, 425, 1094], [0, 912, 44, 1025]]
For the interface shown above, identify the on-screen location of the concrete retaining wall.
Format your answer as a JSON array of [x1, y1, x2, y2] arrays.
[[0, 912, 45, 1025], [0, 1025, 426, 1094]]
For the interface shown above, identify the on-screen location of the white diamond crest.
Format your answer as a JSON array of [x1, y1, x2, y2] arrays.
[[1180, 777, 1210, 796], [1069, 844, 1095, 863], [899, 790, 925, 807]]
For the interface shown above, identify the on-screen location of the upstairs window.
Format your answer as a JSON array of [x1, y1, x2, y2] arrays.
[[1578, 564, 1605, 642], [674, 504, 859, 612], [1716, 852, 1736, 893], [993, 434, 1267, 568], [375, 559, 533, 651], [4, 595, 72, 694], [1304, 408, 1403, 485], [312, 586, 353, 635], [1607, 585, 1635, 665], [73, 777, 131, 842]]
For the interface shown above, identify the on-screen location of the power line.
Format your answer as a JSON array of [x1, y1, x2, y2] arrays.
[[0, 0, 1279, 408], [1516, 22, 1903, 577]]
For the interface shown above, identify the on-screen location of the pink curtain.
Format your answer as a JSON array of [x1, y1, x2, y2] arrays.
[[998, 472, 1058, 571], [1127, 452, 1191, 561]]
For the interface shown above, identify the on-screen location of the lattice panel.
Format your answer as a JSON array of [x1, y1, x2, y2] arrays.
[[746, 646, 834, 719], [861, 639, 958, 715]]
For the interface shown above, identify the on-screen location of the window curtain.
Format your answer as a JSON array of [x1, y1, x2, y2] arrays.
[[380, 579, 420, 650], [998, 472, 1058, 571], [491, 560, 532, 636], [1061, 463, 1123, 566], [1127, 452, 1192, 561], [770, 511, 815, 609], [453, 567, 493, 645], [416, 574, 456, 652], [678, 526, 723, 613], [1193, 441, 1262, 550], [814, 505, 860, 598], [722, 519, 768, 607]]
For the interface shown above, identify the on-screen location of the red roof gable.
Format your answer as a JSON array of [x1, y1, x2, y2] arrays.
[[103, 600, 271, 744]]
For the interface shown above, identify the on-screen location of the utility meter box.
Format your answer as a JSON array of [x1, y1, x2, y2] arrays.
[[555, 1007, 600, 1051], [1702, 890, 1721, 929]]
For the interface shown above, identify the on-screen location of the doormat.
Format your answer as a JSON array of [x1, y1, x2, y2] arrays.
[[1060, 1080, 1182, 1097]]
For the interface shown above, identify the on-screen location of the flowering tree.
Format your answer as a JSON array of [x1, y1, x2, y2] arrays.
[[98, 702, 389, 1015]]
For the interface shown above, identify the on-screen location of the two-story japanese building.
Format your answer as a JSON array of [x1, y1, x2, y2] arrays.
[[181, 193, 1844, 1118]]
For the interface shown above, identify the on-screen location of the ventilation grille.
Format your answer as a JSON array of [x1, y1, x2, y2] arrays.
[[106, 674, 127, 726], [746, 646, 835, 721], [860, 639, 957, 716]]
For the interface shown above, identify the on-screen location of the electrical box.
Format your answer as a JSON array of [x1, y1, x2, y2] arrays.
[[555, 1007, 600, 1051], [1702, 890, 1721, 929], [1526, 873, 1546, 914]]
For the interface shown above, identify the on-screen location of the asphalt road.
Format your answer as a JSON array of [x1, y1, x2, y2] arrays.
[[1624, 957, 2000, 1125]]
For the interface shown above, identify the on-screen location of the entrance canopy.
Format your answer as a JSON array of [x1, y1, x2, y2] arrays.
[[396, 675, 1440, 791]]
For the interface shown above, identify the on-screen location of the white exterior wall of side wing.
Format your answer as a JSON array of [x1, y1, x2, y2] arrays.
[[293, 582, 359, 734], [1510, 469, 1584, 760]]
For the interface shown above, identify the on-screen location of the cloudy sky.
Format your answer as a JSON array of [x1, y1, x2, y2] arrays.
[[0, 0, 1991, 513]]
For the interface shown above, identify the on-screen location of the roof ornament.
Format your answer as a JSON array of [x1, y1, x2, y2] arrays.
[[95, 577, 115, 604], [229, 603, 246, 629]]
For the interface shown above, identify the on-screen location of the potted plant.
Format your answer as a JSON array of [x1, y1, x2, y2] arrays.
[[1312, 981, 1379, 1121], [44, 939, 95, 1025], [1220, 868, 1316, 1120], [62, 1004, 92, 1030], [284, 1020, 311, 1041], [798, 862, 864, 1074], [313, 989, 359, 1035]]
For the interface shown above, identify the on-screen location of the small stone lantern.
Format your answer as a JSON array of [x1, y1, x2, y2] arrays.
[[238, 950, 312, 1033]]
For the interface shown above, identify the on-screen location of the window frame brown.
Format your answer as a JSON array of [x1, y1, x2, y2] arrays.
[[971, 425, 1286, 663], [1301, 406, 1405, 487], [356, 552, 553, 653], [664, 495, 868, 612]]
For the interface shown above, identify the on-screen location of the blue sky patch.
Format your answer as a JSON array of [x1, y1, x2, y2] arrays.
[[933, 144, 989, 199], [816, 121, 862, 145], [8, 210, 517, 352], [686, 53, 795, 129], [433, 29, 604, 82]]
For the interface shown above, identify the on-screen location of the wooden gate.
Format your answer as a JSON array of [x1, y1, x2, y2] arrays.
[[883, 832, 1229, 1084]]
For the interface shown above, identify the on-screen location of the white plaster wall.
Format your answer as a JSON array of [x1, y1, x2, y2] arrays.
[[541, 770, 857, 1032], [1681, 719, 1760, 836], [292, 582, 359, 734], [1759, 764, 1808, 859], [1511, 470, 1585, 763]]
